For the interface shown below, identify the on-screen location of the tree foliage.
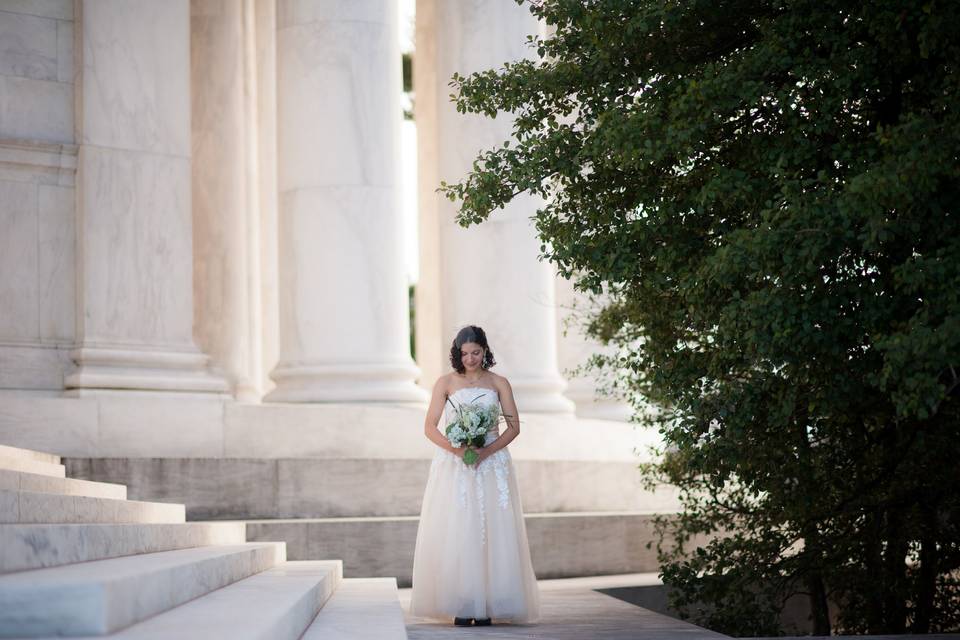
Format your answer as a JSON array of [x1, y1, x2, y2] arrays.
[[440, 0, 960, 634]]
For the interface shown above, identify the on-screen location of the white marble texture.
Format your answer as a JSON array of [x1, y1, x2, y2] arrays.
[[70, 0, 226, 395], [78, 0, 189, 156], [272, 187, 409, 365], [554, 275, 633, 421], [254, 0, 280, 398], [95, 396, 224, 458], [0, 10, 58, 81], [0, 445, 59, 465], [0, 542, 285, 636], [0, 145, 76, 383], [0, 345, 71, 391], [416, 0, 573, 412], [191, 0, 262, 401], [0, 139, 76, 186], [0, 490, 185, 525], [269, 0, 425, 403], [276, 0, 389, 28], [0, 1, 72, 21], [0, 394, 228, 458], [0, 391, 650, 459], [412, 0, 444, 390], [0, 2, 74, 145], [277, 20, 394, 192], [37, 184, 74, 342], [0, 73, 73, 143], [0, 395, 98, 456], [0, 521, 247, 573], [0, 180, 39, 341], [224, 402, 651, 462], [0, 468, 125, 500], [55, 17, 71, 83], [75, 145, 193, 346], [0, 456, 64, 478], [301, 578, 406, 640], [103, 560, 341, 639]]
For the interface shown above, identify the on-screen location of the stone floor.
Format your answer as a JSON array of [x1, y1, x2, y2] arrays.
[[400, 574, 728, 640]]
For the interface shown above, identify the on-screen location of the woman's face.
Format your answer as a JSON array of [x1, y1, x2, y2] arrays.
[[460, 342, 484, 372]]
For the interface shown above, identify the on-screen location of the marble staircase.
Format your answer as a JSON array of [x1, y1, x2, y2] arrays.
[[0, 444, 408, 639]]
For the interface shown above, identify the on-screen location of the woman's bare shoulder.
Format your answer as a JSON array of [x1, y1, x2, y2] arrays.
[[488, 372, 512, 392], [434, 372, 455, 394]]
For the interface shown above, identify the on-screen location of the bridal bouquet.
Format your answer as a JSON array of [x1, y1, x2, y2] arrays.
[[444, 396, 501, 465]]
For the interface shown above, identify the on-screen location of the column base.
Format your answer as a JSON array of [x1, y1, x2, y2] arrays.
[[564, 380, 633, 421], [509, 375, 576, 414], [65, 346, 229, 395], [265, 360, 429, 403]]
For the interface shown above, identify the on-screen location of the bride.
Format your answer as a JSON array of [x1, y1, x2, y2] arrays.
[[410, 325, 540, 626]]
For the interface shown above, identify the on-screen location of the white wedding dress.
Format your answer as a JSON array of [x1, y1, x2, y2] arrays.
[[410, 387, 540, 623]]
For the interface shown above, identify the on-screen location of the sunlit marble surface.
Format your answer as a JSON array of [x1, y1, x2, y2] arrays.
[[0, 542, 284, 636], [270, 0, 425, 403], [0, 489, 185, 525], [415, 0, 573, 413], [0, 521, 247, 573], [102, 560, 340, 639]]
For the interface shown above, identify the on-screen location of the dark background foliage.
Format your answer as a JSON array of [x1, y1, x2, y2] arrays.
[[440, 0, 960, 634]]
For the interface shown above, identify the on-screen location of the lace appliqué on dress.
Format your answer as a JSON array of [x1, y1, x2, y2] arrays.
[[440, 449, 513, 545]]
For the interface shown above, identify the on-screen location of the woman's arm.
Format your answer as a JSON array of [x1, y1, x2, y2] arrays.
[[475, 377, 520, 464], [423, 377, 467, 456]]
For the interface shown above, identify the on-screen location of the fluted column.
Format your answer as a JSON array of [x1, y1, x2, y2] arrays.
[[416, 0, 573, 412], [267, 0, 425, 403], [67, 0, 226, 395], [190, 0, 262, 401]]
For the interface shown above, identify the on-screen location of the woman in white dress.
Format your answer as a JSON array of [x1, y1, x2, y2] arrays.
[[410, 325, 541, 626]]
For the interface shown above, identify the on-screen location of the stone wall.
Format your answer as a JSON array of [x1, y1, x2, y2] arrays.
[[0, 0, 76, 392]]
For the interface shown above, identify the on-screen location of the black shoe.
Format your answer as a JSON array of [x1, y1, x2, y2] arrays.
[[454, 617, 473, 626], [474, 618, 492, 626]]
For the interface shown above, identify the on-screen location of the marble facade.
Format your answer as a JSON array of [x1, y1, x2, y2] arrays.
[[0, 0, 633, 455]]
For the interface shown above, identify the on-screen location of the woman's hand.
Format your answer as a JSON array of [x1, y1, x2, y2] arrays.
[[472, 447, 490, 465], [451, 446, 467, 458]]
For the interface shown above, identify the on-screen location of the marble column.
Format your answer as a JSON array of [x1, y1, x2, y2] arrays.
[[555, 276, 633, 421], [254, 0, 279, 397], [0, 1, 77, 392], [416, 0, 574, 412], [190, 0, 262, 401], [66, 0, 226, 395], [266, 0, 426, 403]]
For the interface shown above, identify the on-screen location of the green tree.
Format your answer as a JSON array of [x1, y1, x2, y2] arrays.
[[441, 0, 960, 634]]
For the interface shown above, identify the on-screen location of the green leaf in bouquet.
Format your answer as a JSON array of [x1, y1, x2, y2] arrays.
[[463, 448, 479, 465]]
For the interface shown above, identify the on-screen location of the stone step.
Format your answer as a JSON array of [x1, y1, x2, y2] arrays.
[[0, 490, 184, 525], [64, 457, 681, 519], [301, 578, 407, 640], [0, 468, 126, 500], [0, 445, 59, 466], [0, 542, 285, 637], [0, 456, 64, 479], [0, 521, 247, 573], [244, 511, 687, 587], [96, 561, 341, 639]]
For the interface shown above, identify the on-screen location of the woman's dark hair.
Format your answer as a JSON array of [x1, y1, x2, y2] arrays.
[[449, 325, 496, 374]]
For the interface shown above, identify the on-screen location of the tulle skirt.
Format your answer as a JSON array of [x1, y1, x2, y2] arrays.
[[410, 445, 540, 623]]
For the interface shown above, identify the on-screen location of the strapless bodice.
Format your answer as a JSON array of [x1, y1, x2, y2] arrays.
[[443, 386, 501, 442]]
